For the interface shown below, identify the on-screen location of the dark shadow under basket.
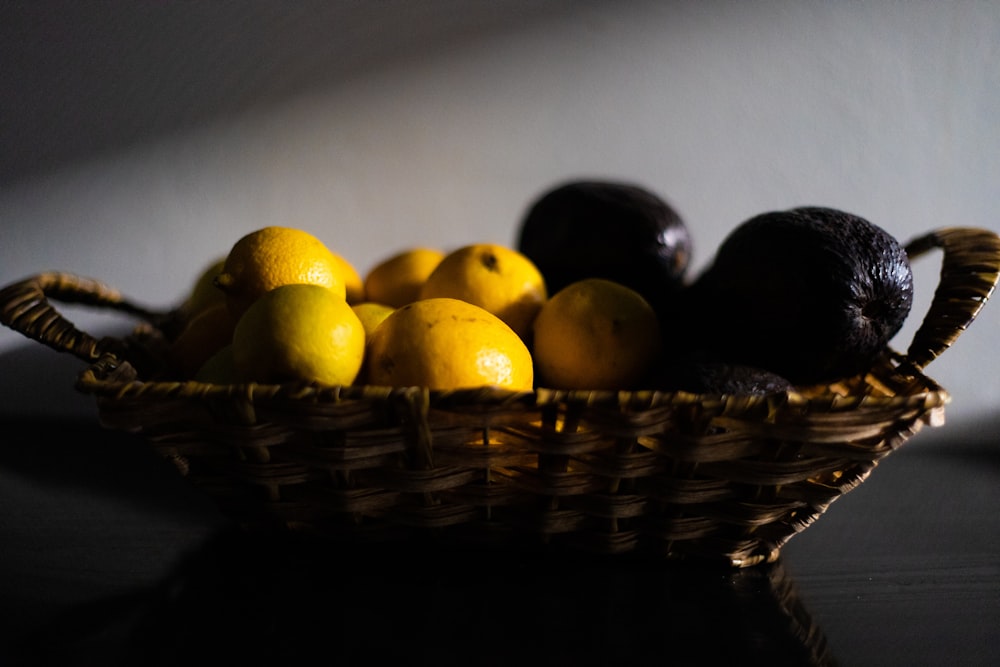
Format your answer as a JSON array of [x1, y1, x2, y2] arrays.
[[3, 227, 999, 567]]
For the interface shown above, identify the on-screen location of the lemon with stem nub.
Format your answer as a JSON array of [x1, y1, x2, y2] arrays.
[[179, 256, 227, 320], [418, 243, 547, 342]]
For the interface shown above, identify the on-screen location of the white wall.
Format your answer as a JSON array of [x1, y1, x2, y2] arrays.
[[2, 0, 998, 430]]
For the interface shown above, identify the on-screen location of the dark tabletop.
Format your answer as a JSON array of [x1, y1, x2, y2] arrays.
[[1, 416, 997, 667]]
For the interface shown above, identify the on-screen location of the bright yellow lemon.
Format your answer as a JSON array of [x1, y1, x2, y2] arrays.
[[418, 243, 546, 342], [231, 283, 365, 386], [366, 297, 533, 391], [215, 226, 348, 319]]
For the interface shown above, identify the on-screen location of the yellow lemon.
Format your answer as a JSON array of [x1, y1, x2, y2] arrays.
[[178, 256, 227, 319], [168, 303, 237, 379], [215, 226, 348, 319], [351, 302, 396, 340], [194, 344, 237, 384], [532, 278, 661, 390], [367, 297, 533, 391], [231, 284, 365, 386], [332, 252, 366, 305], [363, 247, 445, 308], [351, 302, 395, 386], [418, 243, 547, 341]]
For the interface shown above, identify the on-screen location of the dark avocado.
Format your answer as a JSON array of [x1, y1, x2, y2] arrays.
[[657, 360, 793, 395], [515, 179, 692, 317], [682, 207, 914, 385]]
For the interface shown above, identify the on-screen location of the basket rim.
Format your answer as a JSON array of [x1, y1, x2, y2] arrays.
[[76, 344, 950, 417]]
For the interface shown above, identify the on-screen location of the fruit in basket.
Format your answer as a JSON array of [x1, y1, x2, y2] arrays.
[[168, 303, 237, 379], [332, 253, 366, 305], [656, 360, 793, 395], [230, 284, 365, 385], [178, 256, 227, 320], [682, 207, 914, 384], [419, 243, 547, 342], [532, 278, 661, 390], [351, 301, 395, 339], [214, 226, 351, 319], [363, 247, 446, 307], [366, 297, 533, 391], [515, 179, 692, 317], [194, 344, 236, 383]]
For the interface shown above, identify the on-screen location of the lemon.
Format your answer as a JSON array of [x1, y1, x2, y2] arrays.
[[351, 301, 394, 386], [231, 284, 365, 386], [215, 226, 348, 319], [418, 243, 547, 342], [363, 247, 445, 307], [367, 297, 533, 391], [168, 303, 237, 379], [532, 278, 661, 390], [351, 301, 395, 339], [332, 252, 366, 305], [178, 256, 227, 319], [194, 344, 237, 384]]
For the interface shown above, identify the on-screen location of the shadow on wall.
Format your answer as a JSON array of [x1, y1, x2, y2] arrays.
[[0, 0, 581, 186]]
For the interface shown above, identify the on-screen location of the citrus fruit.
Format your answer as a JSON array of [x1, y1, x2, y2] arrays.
[[215, 226, 348, 319], [168, 302, 237, 379], [351, 301, 395, 339], [532, 278, 661, 390], [194, 344, 237, 384], [363, 247, 445, 307], [366, 297, 533, 391], [350, 301, 394, 386], [418, 243, 547, 341], [332, 252, 366, 305], [178, 256, 227, 319], [231, 283, 365, 386]]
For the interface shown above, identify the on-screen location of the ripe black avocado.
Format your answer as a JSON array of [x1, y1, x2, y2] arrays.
[[681, 207, 914, 385], [656, 360, 793, 395], [516, 179, 692, 317]]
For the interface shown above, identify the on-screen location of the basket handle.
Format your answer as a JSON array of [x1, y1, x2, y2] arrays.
[[902, 227, 1000, 371], [0, 271, 166, 364]]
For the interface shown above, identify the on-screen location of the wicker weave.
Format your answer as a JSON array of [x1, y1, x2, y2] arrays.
[[2, 227, 998, 567]]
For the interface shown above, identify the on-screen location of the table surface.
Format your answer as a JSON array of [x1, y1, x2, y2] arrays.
[[1, 417, 997, 667]]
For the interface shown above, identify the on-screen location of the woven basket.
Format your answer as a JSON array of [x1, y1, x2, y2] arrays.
[[3, 227, 998, 567]]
